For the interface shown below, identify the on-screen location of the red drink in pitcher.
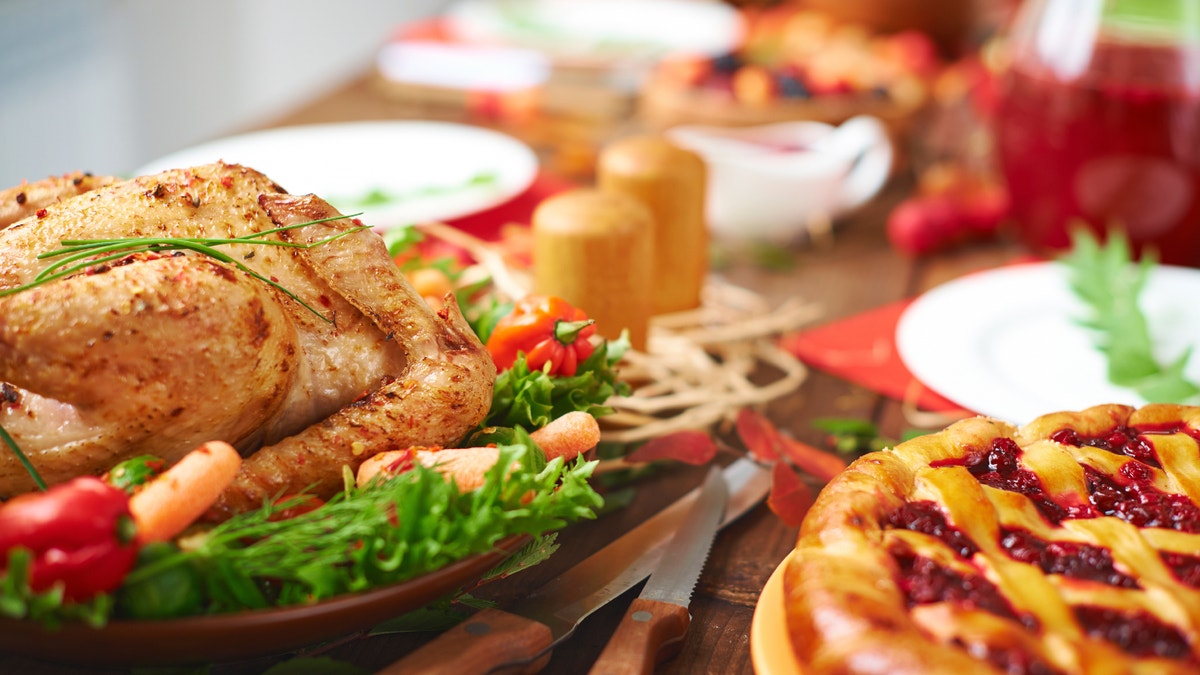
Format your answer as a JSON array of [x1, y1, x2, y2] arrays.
[[995, 1, 1200, 265]]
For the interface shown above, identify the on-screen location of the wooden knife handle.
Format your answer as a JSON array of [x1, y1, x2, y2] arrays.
[[587, 598, 691, 675], [376, 607, 554, 675]]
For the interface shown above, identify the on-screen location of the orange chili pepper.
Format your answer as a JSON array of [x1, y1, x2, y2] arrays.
[[486, 296, 596, 377]]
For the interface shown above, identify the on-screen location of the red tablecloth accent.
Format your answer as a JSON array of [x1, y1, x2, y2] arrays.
[[442, 170, 575, 240], [780, 300, 972, 415], [781, 256, 1043, 415]]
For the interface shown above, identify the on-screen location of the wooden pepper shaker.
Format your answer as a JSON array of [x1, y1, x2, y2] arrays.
[[531, 188, 654, 351], [597, 134, 708, 315]]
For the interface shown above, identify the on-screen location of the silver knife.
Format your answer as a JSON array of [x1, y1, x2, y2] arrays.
[[378, 458, 770, 675], [587, 466, 728, 675]]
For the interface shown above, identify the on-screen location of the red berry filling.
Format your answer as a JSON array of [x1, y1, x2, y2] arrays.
[[933, 438, 1093, 524], [1000, 528, 1138, 588], [1084, 466, 1200, 533], [886, 502, 1140, 588], [1160, 551, 1200, 588], [1135, 419, 1200, 448], [970, 646, 1062, 675], [886, 501, 978, 558], [892, 551, 1054, 673], [1050, 426, 1160, 468], [1074, 606, 1193, 660], [892, 550, 1023, 622]]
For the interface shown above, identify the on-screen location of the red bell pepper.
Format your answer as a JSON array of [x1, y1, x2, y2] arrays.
[[0, 476, 140, 601], [487, 296, 597, 377]]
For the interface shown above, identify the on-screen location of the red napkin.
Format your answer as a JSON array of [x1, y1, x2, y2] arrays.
[[442, 170, 575, 240], [779, 300, 973, 415]]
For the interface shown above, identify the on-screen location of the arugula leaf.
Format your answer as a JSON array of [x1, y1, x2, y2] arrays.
[[1061, 227, 1200, 403]]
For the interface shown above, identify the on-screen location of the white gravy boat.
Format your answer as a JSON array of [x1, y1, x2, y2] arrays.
[[667, 115, 894, 242]]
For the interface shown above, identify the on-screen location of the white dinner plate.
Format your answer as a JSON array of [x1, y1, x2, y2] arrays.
[[444, 0, 741, 68], [133, 121, 538, 230], [895, 262, 1200, 425]]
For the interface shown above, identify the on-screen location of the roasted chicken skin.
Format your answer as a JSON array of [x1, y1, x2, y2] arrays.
[[0, 171, 119, 230], [0, 163, 495, 514]]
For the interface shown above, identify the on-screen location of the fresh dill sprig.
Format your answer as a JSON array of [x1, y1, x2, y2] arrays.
[[2, 214, 368, 324], [165, 443, 598, 614], [1061, 227, 1200, 403]]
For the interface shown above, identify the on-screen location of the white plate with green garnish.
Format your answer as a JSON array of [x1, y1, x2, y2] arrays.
[[133, 121, 539, 230], [896, 252, 1200, 426], [445, 0, 740, 70]]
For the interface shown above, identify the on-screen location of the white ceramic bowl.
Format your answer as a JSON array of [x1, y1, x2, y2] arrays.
[[667, 115, 894, 242]]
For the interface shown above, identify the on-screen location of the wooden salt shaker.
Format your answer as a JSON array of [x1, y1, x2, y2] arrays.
[[597, 134, 708, 315], [531, 188, 654, 351]]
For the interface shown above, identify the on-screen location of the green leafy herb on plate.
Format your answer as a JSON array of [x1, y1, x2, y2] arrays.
[[1061, 227, 1200, 403], [333, 172, 501, 213], [1, 444, 602, 626], [484, 332, 631, 431]]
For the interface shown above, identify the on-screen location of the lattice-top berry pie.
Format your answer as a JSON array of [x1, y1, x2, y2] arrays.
[[784, 404, 1200, 674]]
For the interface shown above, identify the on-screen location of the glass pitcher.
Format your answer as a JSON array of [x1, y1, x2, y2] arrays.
[[993, 0, 1200, 265]]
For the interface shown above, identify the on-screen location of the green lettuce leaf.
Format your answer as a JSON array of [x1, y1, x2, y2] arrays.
[[485, 332, 631, 430]]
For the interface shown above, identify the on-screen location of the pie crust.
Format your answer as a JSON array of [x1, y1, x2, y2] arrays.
[[785, 404, 1200, 674]]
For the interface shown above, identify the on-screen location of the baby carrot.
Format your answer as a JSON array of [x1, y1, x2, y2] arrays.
[[356, 411, 599, 493], [416, 446, 502, 492], [128, 441, 242, 543], [530, 411, 601, 461], [357, 446, 501, 493], [406, 268, 454, 309], [356, 446, 427, 488]]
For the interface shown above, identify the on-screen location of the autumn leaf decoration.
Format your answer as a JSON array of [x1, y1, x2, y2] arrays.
[[623, 430, 718, 466], [619, 408, 848, 527], [734, 408, 848, 526]]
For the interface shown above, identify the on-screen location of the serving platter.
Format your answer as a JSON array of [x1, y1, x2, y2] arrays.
[[895, 261, 1200, 425], [751, 550, 803, 675], [0, 535, 528, 668], [133, 121, 539, 230]]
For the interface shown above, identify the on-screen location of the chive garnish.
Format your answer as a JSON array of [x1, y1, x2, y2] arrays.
[[0, 425, 45, 491], [3, 213, 368, 324]]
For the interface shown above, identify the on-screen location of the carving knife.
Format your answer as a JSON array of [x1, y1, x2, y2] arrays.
[[379, 457, 770, 675], [587, 465, 728, 675]]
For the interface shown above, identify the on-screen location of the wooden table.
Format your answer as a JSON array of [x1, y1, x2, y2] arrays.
[[3, 71, 1023, 675]]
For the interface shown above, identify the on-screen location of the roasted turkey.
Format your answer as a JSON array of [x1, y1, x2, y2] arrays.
[[0, 163, 496, 517]]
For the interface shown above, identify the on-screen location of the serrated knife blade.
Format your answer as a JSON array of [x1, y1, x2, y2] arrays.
[[378, 458, 770, 675], [586, 465, 728, 675]]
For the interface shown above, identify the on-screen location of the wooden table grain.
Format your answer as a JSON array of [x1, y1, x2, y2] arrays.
[[1, 71, 1023, 675]]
